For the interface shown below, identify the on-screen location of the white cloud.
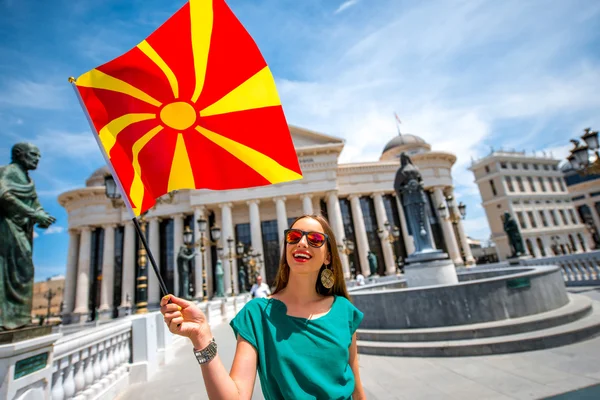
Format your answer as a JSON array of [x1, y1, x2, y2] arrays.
[[43, 226, 65, 235], [33, 231, 39, 239], [334, 0, 360, 15], [33, 130, 102, 162], [0, 80, 70, 110]]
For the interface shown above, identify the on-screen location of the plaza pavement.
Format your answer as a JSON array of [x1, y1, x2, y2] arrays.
[[118, 287, 600, 400]]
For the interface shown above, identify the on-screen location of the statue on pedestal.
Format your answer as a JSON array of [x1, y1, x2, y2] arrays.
[[394, 153, 436, 255], [177, 245, 195, 300], [215, 260, 225, 297], [238, 266, 247, 293], [0, 143, 56, 330], [367, 251, 378, 276], [502, 212, 525, 258]]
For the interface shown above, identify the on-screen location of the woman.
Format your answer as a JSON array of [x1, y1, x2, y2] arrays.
[[161, 214, 366, 399]]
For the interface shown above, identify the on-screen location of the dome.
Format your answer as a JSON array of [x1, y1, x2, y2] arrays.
[[86, 166, 110, 187], [382, 134, 428, 154]]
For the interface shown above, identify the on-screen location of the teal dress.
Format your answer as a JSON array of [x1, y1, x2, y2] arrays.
[[230, 295, 364, 400]]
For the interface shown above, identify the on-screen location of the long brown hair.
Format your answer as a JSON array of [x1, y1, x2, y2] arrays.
[[272, 214, 350, 299]]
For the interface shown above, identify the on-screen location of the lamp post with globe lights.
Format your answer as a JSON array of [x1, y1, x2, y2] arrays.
[[567, 128, 600, 175], [186, 217, 221, 301]]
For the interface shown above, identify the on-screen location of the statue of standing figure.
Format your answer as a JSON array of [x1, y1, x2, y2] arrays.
[[394, 153, 435, 255], [238, 266, 247, 293], [502, 212, 526, 258], [177, 245, 196, 299], [215, 260, 225, 297], [0, 143, 56, 330], [367, 251, 378, 276]]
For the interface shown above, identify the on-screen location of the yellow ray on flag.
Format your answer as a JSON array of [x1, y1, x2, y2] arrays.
[[137, 40, 179, 98], [130, 125, 164, 213], [168, 134, 196, 191], [77, 69, 162, 107], [195, 126, 302, 184], [200, 66, 281, 117], [190, 0, 213, 103], [99, 113, 156, 154]]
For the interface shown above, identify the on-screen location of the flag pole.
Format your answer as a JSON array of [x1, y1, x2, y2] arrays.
[[68, 77, 170, 298]]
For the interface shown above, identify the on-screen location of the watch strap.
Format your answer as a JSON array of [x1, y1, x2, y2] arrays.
[[193, 338, 218, 364]]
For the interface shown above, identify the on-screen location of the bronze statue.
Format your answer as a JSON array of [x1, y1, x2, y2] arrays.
[[0, 143, 56, 330], [177, 244, 196, 299], [502, 212, 525, 258], [394, 153, 435, 254], [238, 266, 247, 293], [367, 251, 378, 276]]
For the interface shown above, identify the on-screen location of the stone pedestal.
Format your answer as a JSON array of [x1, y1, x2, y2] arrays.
[[404, 258, 459, 287], [507, 255, 533, 266], [0, 332, 62, 400]]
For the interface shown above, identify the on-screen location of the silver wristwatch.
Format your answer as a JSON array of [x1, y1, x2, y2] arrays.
[[193, 338, 218, 364]]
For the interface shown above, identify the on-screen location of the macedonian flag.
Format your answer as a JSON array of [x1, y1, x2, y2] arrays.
[[73, 0, 302, 216]]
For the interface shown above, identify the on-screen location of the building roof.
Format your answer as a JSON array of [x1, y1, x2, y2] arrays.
[[382, 134, 428, 154], [86, 166, 110, 187]]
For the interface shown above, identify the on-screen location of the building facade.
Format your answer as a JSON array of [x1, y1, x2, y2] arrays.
[[469, 150, 589, 261], [563, 166, 600, 249], [59, 126, 472, 321]]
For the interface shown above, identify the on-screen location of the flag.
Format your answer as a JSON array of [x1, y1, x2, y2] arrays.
[[394, 113, 402, 125], [73, 0, 303, 216]]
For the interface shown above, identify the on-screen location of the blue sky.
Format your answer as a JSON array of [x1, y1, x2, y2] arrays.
[[1, 0, 599, 281]]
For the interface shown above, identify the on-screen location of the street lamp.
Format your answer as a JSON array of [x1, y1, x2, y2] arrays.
[[224, 237, 249, 296], [192, 217, 221, 301], [568, 128, 600, 175], [338, 238, 356, 278], [378, 220, 401, 274]]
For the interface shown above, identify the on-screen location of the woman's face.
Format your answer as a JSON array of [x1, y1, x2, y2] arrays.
[[286, 217, 330, 275]]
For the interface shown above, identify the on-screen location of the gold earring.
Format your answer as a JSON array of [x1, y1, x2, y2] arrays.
[[320, 265, 334, 289]]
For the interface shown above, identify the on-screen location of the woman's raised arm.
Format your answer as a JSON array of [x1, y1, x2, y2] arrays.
[[161, 295, 258, 400]]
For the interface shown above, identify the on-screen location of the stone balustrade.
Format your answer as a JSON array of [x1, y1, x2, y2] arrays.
[[51, 319, 132, 400], [522, 251, 600, 286]]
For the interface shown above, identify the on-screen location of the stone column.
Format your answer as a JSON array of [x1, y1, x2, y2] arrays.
[[121, 220, 136, 309], [349, 195, 371, 276], [172, 214, 184, 297], [301, 194, 314, 215], [98, 224, 115, 314], [433, 187, 462, 265], [274, 196, 288, 244], [73, 227, 92, 317], [148, 217, 161, 306], [247, 200, 266, 279], [220, 203, 237, 294], [395, 195, 415, 255], [448, 190, 475, 266], [326, 191, 350, 278], [193, 207, 205, 300], [62, 229, 80, 316], [372, 192, 396, 275]]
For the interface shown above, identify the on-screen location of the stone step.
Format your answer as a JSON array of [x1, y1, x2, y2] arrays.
[[357, 294, 592, 342], [357, 301, 600, 357]]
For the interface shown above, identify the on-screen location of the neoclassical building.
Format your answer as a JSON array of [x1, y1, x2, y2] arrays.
[[58, 126, 472, 321]]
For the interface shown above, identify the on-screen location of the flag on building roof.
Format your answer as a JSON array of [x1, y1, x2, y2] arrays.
[[72, 0, 303, 216]]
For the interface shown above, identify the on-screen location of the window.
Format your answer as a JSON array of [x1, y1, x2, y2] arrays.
[[569, 234, 577, 252], [557, 178, 566, 192], [559, 210, 568, 225], [533, 164, 539, 170], [536, 238, 546, 257], [539, 210, 548, 227], [505, 177, 514, 192], [552, 165, 558, 171], [511, 162, 518, 169], [500, 162, 507, 169], [577, 233, 587, 251], [526, 239, 535, 256], [569, 209, 578, 224], [360, 197, 385, 275], [549, 178, 557, 192], [550, 210, 559, 226], [543, 164, 549, 171], [527, 211, 537, 228], [490, 179, 497, 196], [516, 176, 525, 192], [527, 177, 536, 192], [517, 211, 527, 229], [523, 163, 529, 170], [484, 165, 490, 174], [538, 177, 546, 192]]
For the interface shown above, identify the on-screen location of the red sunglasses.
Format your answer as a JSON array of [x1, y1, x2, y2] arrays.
[[284, 229, 328, 248]]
